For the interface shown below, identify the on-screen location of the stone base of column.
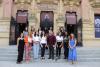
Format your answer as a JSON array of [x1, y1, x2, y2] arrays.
[[56, 16, 65, 30], [28, 16, 37, 31]]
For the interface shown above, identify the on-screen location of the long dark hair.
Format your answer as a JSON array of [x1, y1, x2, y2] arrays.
[[20, 33, 24, 38], [41, 31, 45, 38], [64, 31, 69, 38], [31, 26, 35, 31], [34, 31, 39, 37], [24, 27, 28, 32], [58, 31, 62, 37]]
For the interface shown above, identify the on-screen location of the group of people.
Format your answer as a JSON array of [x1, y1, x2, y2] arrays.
[[16, 26, 77, 66]]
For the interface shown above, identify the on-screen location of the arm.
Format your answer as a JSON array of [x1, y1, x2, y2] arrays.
[[69, 40, 71, 48], [39, 37, 42, 45], [73, 39, 77, 48]]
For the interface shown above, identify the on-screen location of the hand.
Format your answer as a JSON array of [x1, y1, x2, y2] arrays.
[[56, 45, 58, 48], [71, 47, 73, 50], [17, 48, 18, 51], [35, 42, 38, 44], [45, 45, 48, 47], [53, 45, 55, 47], [41, 45, 43, 48], [59, 45, 62, 47], [68, 46, 69, 48]]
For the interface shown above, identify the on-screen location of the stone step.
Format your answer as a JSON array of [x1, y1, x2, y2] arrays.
[[0, 54, 100, 58], [0, 57, 100, 62]]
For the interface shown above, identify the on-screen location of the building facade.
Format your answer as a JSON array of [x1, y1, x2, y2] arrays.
[[0, 0, 100, 47]]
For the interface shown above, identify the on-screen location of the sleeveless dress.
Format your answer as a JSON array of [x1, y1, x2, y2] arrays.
[[68, 38, 77, 61], [17, 39, 25, 62]]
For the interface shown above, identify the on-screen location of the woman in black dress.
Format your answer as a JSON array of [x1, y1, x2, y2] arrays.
[[17, 33, 25, 64], [63, 31, 70, 59]]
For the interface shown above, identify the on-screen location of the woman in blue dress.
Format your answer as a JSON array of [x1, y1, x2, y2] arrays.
[[68, 33, 77, 66]]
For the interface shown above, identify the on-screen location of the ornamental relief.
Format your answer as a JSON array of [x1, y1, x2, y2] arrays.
[[89, 0, 100, 8], [37, 4, 57, 10]]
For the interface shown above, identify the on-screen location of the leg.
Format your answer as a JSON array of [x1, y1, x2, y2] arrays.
[[70, 60, 73, 65], [43, 44, 46, 58], [74, 60, 76, 66], [56, 46, 58, 58], [34, 43, 36, 58], [52, 46, 54, 59], [41, 45, 43, 58], [36, 43, 39, 58], [48, 46, 51, 59], [17, 46, 21, 63], [59, 47, 61, 58]]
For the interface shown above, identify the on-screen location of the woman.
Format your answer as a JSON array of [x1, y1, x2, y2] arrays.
[[23, 27, 28, 38], [55, 32, 63, 60], [61, 27, 65, 36], [44, 27, 49, 37], [38, 27, 42, 36], [31, 26, 35, 49], [63, 31, 69, 59], [49, 27, 54, 35], [33, 31, 40, 59], [68, 33, 77, 66], [56, 29, 60, 36], [17, 33, 25, 64], [40, 31, 47, 60], [25, 31, 33, 63]]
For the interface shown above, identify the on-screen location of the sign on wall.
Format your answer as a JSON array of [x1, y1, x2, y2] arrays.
[[17, 11, 28, 23], [66, 13, 76, 24], [95, 15, 100, 38], [0, 26, 7, 32]]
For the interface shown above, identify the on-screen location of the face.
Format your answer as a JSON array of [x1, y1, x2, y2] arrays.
[[65, 32, 67, 36], [50, 31, 53, 35], [71, 34, 74, 38], [25, 27, 28, 31], [32, 27, 34, 31], [36, 31, 38, 35], [61, 28, 63, 30], [28, 31, 31, 35], [50, 27, 52, 30], [21, 33, 24, 38], [45, 27, 47, 30], [42, 31, 45, 35], [39, 27, 41, 30], [59, 32, 62, 36]]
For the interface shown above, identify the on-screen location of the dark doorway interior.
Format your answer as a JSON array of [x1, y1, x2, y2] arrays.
[[40, 11, 54, 31], [67, 25, 75, 35], [18, 23, 26, 37]]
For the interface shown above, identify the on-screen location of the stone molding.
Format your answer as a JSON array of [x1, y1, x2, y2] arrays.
[[0, 0, 2, 3], [14, 0, 32, 11], [63, 0, 81, 12], [89, 0, 100, 8]]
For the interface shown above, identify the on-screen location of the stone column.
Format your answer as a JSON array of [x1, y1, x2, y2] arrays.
[[53, 11, 58, 36], [35, 10, 41, 30], [28, 0, 37, 31], [56, 0, 65, 30]]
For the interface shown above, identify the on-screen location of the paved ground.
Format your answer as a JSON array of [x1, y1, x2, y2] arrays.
[[0, 61, 100, 67]]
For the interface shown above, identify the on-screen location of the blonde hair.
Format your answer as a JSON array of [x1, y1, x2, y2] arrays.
[[26, 31, 32, 37]]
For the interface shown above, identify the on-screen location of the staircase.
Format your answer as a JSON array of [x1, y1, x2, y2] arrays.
[[0, 45, 100, 62]]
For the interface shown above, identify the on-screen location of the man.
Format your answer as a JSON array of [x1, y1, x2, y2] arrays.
[[47, 31, 56, 60]]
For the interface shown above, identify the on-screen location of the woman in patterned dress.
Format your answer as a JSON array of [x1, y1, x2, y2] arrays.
[[25, 31, 33, 63]]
